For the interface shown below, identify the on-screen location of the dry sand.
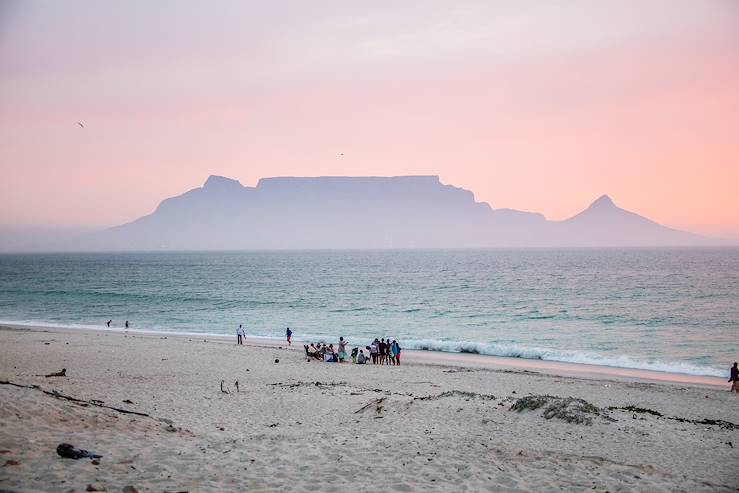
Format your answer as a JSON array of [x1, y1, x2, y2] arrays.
[[1, 325, 737, 492]]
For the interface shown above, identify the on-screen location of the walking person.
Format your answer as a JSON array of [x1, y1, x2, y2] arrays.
[[125, 320, 129, 329], [286, 327, 293, 346], [106, 320, 112, 328], [730, 362, 739, 393], [236, 324, 245, 345]]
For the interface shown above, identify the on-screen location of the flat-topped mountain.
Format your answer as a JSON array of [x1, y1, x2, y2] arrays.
[[83, 175, 711, 250]]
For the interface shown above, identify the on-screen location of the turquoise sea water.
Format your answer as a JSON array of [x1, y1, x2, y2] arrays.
[[0, 249, 737, 377]]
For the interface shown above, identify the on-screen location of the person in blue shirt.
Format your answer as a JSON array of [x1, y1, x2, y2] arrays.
[[392, 340, 402, 365], [286, 327, 293, 346]]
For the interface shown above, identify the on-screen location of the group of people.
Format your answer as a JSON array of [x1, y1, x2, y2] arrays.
[[304, 336, 402, 365], [106, 319, 130, 329], [234, 326, 402, 366], [367, 338, 402, 365], [305, 337, 351, 363]]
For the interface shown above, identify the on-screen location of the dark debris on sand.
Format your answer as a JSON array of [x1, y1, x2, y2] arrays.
[[414, 390, 496, 401], [608, 405, 738, 430], [267, 381, 348, 389], [608, 405, 663, 417]]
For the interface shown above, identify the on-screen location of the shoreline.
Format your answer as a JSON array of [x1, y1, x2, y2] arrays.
[[1, 322, 727, 388]]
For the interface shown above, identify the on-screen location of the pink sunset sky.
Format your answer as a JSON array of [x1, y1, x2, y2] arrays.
[[1, 1, 738, 240]]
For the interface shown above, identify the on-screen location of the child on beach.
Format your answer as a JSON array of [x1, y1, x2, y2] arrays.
[[350, 347, 358, 363], [286, 327, 292, 346]]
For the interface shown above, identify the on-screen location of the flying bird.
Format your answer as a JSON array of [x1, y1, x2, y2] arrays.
[[77, 122, 84, 128]]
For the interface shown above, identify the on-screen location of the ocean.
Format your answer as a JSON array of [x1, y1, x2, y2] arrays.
[[0, 249, 736, 377]]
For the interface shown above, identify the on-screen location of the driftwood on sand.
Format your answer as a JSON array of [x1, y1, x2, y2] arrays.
[[0, 380, 150, 418], [39, 369, 66, 378]]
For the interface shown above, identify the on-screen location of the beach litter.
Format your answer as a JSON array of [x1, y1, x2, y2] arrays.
[[56, 443, 102, 460]]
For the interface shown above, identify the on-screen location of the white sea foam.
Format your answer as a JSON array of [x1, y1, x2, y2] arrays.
[[401, 338, 728, 377]]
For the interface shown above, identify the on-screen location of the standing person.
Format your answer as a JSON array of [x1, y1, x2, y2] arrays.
[[106, 320, 112, 328], [388, 339, 396, 365], [379, 339, 387, 365], [730, 362, 739, 393], [338, 337, 348, 362], [393, 340, 402, 365], [370, 339, 379, 364], [125, 321, 129, 329], [236, 324, 245, 345], [286, 327, 293, 346]]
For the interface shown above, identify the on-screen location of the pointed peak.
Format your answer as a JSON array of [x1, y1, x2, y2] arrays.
[[203, 175, 242, 190], [589, 194, 616, 209]]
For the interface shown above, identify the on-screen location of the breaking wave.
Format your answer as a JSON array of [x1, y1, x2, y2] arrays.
[[402, 338, 727, 377]]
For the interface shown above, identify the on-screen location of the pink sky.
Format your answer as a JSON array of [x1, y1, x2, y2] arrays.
[[1, 1, 738, 239]]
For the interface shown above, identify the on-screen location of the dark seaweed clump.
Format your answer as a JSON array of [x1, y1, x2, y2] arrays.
[[511, 395, 604, 425]]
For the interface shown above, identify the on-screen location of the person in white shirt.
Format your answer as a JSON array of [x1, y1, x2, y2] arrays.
[[370, 339, 379, 364], [236, 324, 245, 345]]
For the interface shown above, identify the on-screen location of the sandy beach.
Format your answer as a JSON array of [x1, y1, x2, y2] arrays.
[[1, 325, 737, 492]]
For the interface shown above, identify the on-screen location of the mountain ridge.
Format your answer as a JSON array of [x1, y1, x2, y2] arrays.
[[89, 175, 713, 250], [0, 175, 725, 251]]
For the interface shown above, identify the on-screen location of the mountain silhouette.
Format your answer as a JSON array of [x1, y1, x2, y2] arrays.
[[78, 175, 712, 250]]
